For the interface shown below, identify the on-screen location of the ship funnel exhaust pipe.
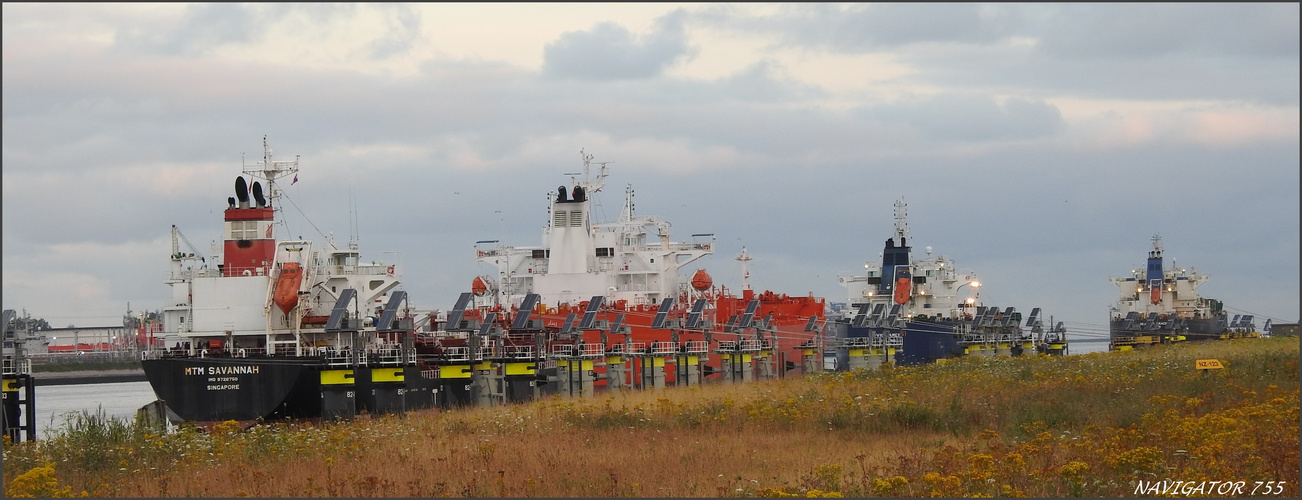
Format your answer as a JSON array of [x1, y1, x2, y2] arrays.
[[235, 176, 250, 209], [252, 181, 266, 208]]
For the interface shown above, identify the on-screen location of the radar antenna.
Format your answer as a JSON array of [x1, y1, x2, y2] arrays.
[[241, 135, 300, 207]]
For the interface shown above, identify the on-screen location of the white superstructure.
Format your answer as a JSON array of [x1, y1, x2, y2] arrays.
[[158, 138, 404, 355], [837, 199, 981, 320], [474, 150, 715, 309]]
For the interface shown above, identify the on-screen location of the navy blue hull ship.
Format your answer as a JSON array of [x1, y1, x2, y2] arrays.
[[829, 199, 1066, 369], [1107, 236, 1259, 351]]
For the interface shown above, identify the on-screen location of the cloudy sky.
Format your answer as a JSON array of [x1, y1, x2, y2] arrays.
[[3, 3, 1298, 344]]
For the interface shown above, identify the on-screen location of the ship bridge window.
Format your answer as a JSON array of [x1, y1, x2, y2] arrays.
[[229, 220, 262, 240], [532, 249, 548, 259], [370, 280, 385, 290], [596, 247, 613, 257]]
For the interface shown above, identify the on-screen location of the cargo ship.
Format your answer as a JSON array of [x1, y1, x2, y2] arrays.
[[1107, 236, 1258, 350], [459, 150, 825, 387], [142, 138, 438, 423], [831, 199, 1066, 367]]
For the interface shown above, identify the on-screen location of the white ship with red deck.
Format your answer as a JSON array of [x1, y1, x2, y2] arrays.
[[460, 151, 825, 386]]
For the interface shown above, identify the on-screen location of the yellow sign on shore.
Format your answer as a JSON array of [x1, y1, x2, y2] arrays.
[[1195, 359, 1224, 370]]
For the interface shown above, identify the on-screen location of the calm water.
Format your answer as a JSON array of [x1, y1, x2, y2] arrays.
[[30, 381, 159, 436]]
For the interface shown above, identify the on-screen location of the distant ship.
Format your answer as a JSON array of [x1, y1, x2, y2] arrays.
[[831, 199, 1066, 367], [461, 150, 825, 386], [1107, 236, 1260, 350]]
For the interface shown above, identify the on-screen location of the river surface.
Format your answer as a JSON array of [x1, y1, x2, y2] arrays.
[[30, 381, 159, 436]]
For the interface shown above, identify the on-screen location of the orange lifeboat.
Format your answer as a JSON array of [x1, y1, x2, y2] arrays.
[[472, 276, 490, 296], [690, 269, 712, 291], [893, 270, 911, 305], [274, 262, 303, 314]]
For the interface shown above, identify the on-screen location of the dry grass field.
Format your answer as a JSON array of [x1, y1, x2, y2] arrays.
[[4, 336, 1297, 497]]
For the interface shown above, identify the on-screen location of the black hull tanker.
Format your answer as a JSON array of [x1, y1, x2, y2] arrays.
[[142, 138, 442, 423], [829, 199, 1067, 369], [1107, 236, 1259, 351]]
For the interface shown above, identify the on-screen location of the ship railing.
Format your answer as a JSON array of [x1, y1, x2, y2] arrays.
[[355, 264, 388, 276], [682, 340, 708, 354], [842, 337, 872, 349], [268, 340, 299, 356], [372, 346, 404, 366], [716, 340, 737, 351], [606, 343, 626, 355], [651, 342, 677, 355], [579, 343, 605, 357], [1, 358, 31, 376], [886, 333, 903, 347], [551, 344, 574, 357], [758, 339, 774, 351], [627, 342, 647, 354], [325, 351, 351, 367], [421, 367, 439, 379], [502, 344, 535, 359], [741, 339, 762, 352], [540, 359, 557, 370], [667, 242, 712, 252], [442, 346, 471, 361]]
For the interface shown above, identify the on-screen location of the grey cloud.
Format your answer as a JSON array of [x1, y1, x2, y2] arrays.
[[1032, 3, 1300, 59], [362, 4, 422, 60], [860, 94, 1063, 142], [694, 4, 1019, 51], [114, 4, 280, 56], [697, 4, 1297, 59], [718, 60, 827, 103], [3, 5, 1298, 327], [113, 4, 360, 57], [543, 9, 697, 80]]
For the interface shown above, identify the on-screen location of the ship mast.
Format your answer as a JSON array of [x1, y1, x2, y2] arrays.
[[893, 198, 910, 244], [574, 148, 609, 196], [737, 247, 753, 291], [242, 135, 300, 218]]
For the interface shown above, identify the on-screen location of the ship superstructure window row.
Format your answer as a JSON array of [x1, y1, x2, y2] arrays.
[[229, 221, 260, 240]]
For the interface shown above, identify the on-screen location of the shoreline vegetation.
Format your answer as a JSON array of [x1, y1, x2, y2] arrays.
[[4, 337, 1297, 498]]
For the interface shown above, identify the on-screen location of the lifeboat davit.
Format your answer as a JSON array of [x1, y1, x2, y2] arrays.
[[690, 269, 712, 291], [274, 262, 303, 314], [472, 276, 491, 296]]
